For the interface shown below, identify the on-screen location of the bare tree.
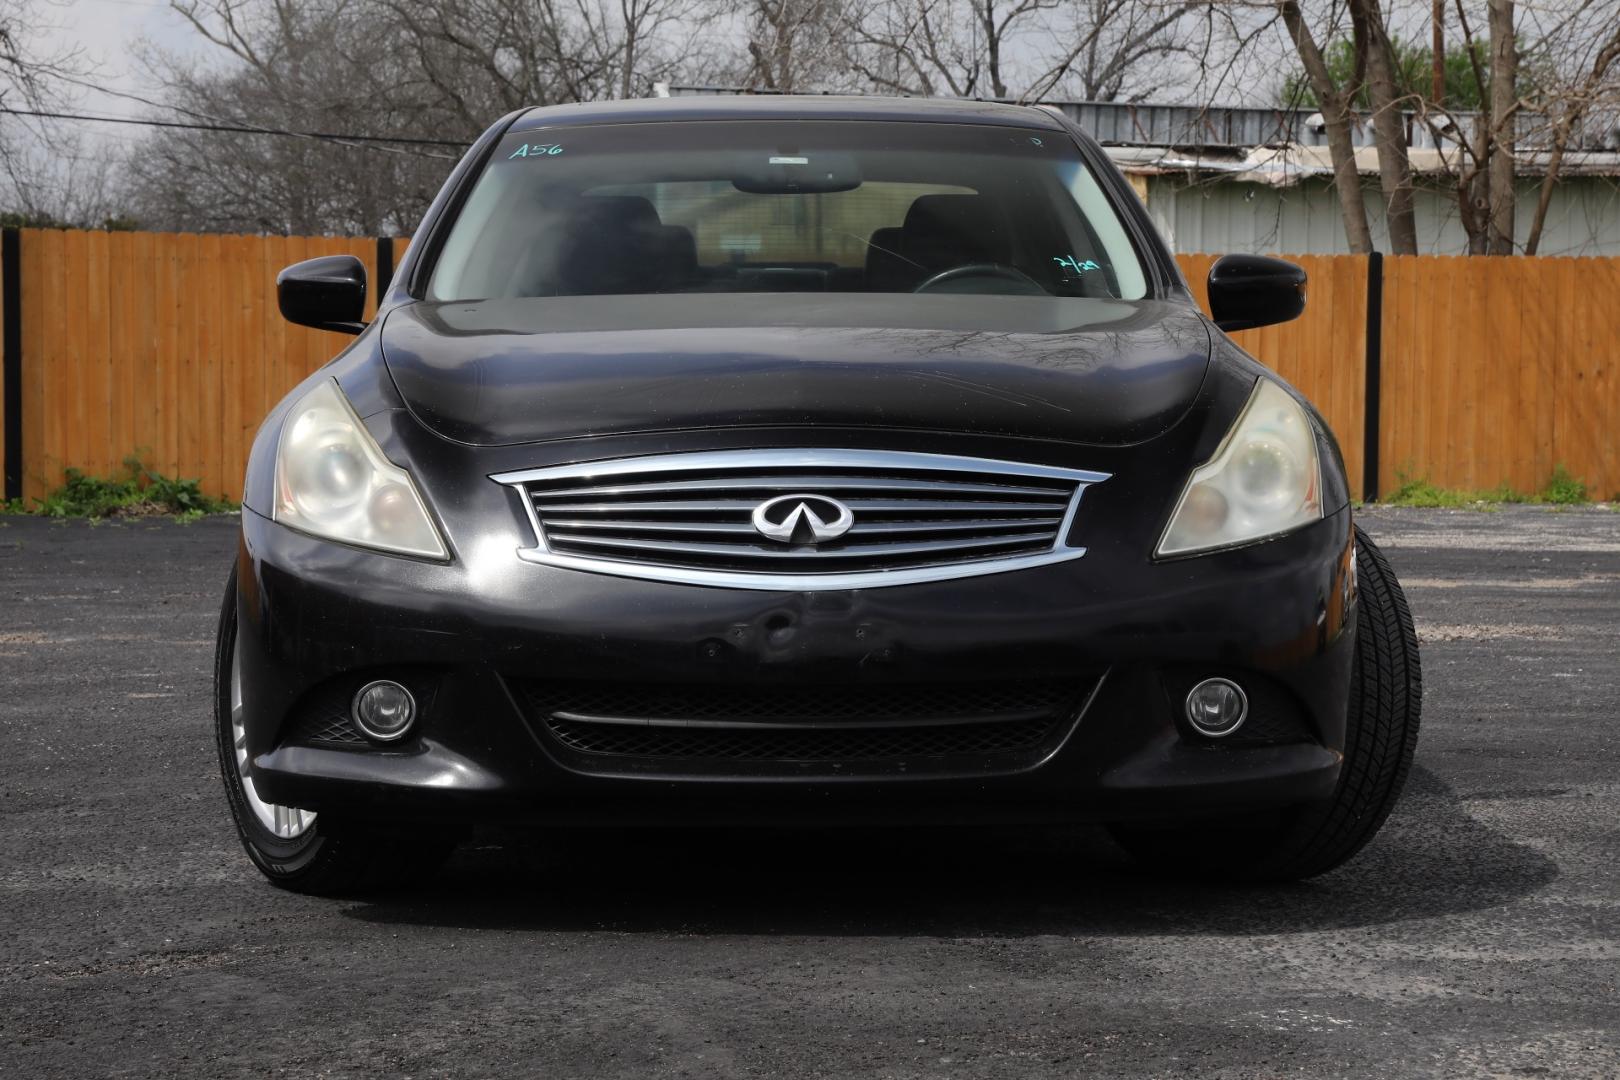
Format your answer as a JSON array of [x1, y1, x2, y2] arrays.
[[1028, 0, 1205, 103], [0, 129, 128, 227], [977, 0, 1053, 97], [379, 0, 713, 111], [1353, 0, 1417, 253], [124, 0, 460, 234], [840, 0, 1058, 99], [1524, 13, 1620, 253], [843, 0, 1200, 102], [106, 0, 1620, 251], [1276, 0, 1417, 254], [0, 0, 84, 114], [1483, 0, 1515, 253], [841, 0, 985, 96], [0, 0, 118, 224], [1405, 0, 1519, 254], [737, 0, 851, 91], [1279, 0, 1376, 252]]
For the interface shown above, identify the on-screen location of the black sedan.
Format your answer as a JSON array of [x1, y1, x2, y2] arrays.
[[216, 95, 1420, 893]]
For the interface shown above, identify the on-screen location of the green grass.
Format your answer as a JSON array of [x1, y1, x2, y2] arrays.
[[1538, 465, 1589, 505], [1379, 466, 1593, 509], [1381, 475, 1502, 508], [1, 457, 236, 522]]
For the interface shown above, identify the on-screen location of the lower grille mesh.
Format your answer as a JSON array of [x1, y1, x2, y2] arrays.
[[518, 678, 1091, 763], [283, 681, 366, 746]]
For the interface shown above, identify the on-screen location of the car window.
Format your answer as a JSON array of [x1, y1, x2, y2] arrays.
[[428, 120, 1148, 302], [586, 180, 973, 271]]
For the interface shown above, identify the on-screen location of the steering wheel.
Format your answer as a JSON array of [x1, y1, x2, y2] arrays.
[[912, 263, 1045, 295]]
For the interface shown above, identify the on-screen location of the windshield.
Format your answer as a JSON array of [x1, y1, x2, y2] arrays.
[[429, 120, 1148, 303]]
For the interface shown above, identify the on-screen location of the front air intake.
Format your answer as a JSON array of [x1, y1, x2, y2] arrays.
[[516, 675, 1099, 775]]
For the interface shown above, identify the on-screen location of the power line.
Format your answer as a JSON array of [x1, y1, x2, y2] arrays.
[[46, 74, 464, 160], [0, 106, 469, 150]]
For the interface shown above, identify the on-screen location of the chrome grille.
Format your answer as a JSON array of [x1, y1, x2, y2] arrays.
[[493, 450, 1109, 590]]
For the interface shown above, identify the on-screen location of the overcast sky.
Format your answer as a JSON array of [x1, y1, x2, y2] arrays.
[[48, 0, 204, 120]]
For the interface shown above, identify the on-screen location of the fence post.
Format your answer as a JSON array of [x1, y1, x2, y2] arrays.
[[375, 236, 396, 308], [1362, 251, 1384, 503], [2, 228, 20, 502]]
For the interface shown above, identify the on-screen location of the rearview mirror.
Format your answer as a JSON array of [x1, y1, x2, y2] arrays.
[[277, 255, 367, 334], [732, 151, 862, 194], [1207, 254, 1306, 332]]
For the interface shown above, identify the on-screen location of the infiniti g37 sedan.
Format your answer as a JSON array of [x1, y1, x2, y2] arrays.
[[215, 95, 1421, 893]]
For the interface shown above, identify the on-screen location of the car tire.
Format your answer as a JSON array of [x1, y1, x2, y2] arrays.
[[1110, 524, 1422, 881], [213, 567, 457, 896]]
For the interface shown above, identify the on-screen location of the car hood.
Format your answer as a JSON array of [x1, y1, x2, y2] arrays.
[[378, 294, 1212, 447]]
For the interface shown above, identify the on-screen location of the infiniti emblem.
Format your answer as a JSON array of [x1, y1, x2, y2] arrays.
[[751, 493, 855, 545]]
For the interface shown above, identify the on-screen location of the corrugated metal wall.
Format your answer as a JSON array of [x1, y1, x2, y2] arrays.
[[1145, 175, 1620, 256]]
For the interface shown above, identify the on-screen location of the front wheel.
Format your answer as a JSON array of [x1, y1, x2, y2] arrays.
[[213, 567, 456, 895], [1110, 524, 1422, 881]]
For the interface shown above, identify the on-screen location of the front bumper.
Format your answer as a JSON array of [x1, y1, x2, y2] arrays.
[[236, 504, 1356, 826]]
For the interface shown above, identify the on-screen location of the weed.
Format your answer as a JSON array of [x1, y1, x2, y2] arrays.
[[1, 457, 236, 521], [1379, 466, 1592, 510], [1538, 466, 1588, 505], [1382, 473, 1506, 508]]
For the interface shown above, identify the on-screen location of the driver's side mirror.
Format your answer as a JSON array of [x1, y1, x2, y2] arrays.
[[1207, 254, 1306, 332], [277, 255, 367, 334]]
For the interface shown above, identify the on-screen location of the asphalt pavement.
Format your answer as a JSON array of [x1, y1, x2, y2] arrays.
[[1, 506, 1616, 1078]]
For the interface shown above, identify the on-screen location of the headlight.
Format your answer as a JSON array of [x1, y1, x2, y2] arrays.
[[274, 378, 448, 559], [1156, 378, 1322, 557]]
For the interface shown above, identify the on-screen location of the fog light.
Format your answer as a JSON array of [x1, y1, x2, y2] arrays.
[[1185, 678, 1248, 738], [351, 680, 416, 742]]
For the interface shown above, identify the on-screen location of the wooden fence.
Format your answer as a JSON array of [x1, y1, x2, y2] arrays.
[[0, 231, 392, 504], [1, 227, 1616, 504]]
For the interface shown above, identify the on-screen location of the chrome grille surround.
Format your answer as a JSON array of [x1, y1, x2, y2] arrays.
[[492, 449, 1110, 590]]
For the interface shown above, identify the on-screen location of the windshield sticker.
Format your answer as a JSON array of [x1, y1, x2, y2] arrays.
[[509, 142, 564, 159], [1053, 254, 1101, 278]]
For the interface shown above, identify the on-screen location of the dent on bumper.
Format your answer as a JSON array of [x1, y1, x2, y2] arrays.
[[238, 504, 1356, 823]]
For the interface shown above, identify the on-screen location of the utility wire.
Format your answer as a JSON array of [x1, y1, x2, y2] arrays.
[[45, 74, 465, 160], [0, 106, 469, 150]]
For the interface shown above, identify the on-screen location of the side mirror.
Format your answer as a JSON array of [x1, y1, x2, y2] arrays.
[[277, 255, 367, 334], [1207, 254, 1306, 332]]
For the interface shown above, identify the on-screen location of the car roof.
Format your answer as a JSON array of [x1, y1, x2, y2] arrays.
[[509, 95, 1066, 132]]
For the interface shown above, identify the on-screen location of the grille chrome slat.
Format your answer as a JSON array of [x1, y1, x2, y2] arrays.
[[544, 519, 765, 535], [530, 476, 1072, 500], [548, 530, 1060, 560], [848, 517, 1063, 535], [549, 708, 1059, 730], [543, 516, 1066, 537], [532, 498, 1070, 514], [492, 449, 1110, 591]]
